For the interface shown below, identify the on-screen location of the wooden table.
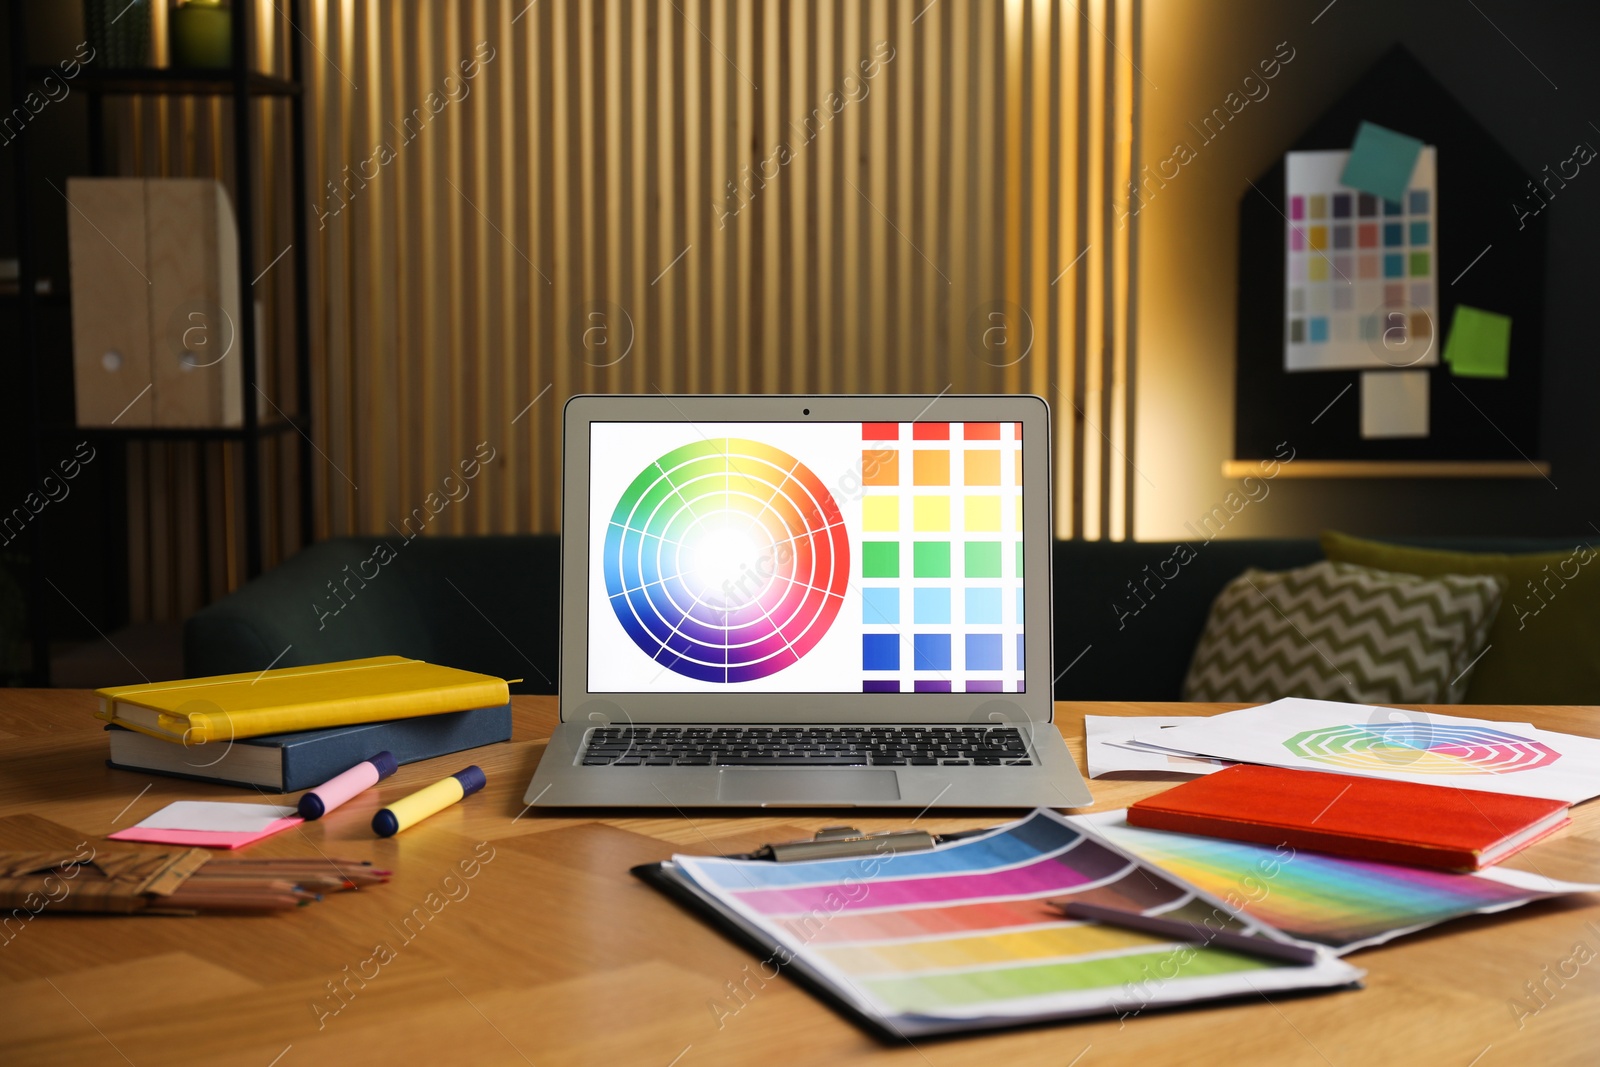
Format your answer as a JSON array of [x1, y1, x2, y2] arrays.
[[2, 693, 1597, 1066]]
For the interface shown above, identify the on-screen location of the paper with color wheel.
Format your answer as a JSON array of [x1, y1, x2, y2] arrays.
[[1134, 698, 1600, 803]]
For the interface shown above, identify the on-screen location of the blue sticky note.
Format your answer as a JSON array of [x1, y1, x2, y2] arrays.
[[1340, 122, 1424, 205]]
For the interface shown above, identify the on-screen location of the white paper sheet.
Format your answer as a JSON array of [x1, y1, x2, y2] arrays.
[[1084, 715, 1233, 778], [1360, 369, 1429, 438], [132, 801, 299, 833], [1135, 698, 1600, 803]]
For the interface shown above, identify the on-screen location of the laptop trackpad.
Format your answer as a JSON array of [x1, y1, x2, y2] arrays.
[[717, 769, 901, 804]]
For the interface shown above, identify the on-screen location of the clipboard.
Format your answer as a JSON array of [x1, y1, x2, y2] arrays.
[[630, 809, 1365, 1040], [631, 860, 908, 1043]]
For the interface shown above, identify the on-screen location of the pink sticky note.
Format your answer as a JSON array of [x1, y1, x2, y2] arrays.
[[108, 801, 304, 850], [108, 817, 303, 850]]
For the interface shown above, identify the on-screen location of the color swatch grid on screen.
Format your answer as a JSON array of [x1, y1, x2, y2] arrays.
[[1283, 723, 1561, 776], [1284, 148, 1439, 372], [858, 422, 1025, 693], [602, 438, 850, 683], [1079, 811, 1585, 953], [674, 810, 1358, 1027]]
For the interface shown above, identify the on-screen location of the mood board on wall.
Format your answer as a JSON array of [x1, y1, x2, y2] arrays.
[[1234, 47, 1546, 464]]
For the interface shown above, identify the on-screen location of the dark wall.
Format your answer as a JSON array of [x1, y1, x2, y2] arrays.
[[2, 0, 117, 652]]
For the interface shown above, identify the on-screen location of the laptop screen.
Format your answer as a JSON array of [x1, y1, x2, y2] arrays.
[[589, 421, 1026, 695]]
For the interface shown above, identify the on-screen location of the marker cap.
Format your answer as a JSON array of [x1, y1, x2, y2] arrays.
[[452, 765, 487, 797], [371, 751, 399, 778], [372, 808, 400, 837], [298, 793, 327, 820]]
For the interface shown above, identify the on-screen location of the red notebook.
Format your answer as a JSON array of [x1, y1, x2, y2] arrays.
[[1127, 764, 1569, 870]]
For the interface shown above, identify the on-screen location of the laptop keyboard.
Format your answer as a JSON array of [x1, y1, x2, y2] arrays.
[[580, 725, 1032, 767]]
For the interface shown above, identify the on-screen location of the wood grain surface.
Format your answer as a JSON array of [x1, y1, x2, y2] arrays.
[[1, 693, 1596, 1066]]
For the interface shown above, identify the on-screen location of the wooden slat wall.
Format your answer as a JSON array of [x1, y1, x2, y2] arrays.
[[110, 0, 1140, 622]]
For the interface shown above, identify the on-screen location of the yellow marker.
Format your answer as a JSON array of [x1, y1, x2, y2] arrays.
[[371, 766, 485, 837]]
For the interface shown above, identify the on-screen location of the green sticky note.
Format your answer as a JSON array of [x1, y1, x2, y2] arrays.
[[1340, 121, 1424, 204], [1443, 305, 1512, 379]]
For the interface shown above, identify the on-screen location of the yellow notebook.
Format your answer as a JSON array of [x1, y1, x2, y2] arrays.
[[95, 656, 511, 744]]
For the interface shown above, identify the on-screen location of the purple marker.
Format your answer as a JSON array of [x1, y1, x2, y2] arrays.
[[298, 752, 399, 819]]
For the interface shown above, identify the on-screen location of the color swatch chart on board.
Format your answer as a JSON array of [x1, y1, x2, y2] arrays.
[[859, 421, 1025, 693], [1284, 148, 1439, 372], [1078, 811, 1599, 954], [672, 809, 1361, 1032]]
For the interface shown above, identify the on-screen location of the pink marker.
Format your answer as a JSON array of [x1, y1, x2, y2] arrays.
[[297, 752, 399, 819]]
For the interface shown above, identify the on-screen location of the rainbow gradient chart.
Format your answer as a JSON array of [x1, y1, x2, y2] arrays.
[[1283, 723, 1561, 776], [669, 809, 1363, 1034], [1080, 811, 1597, 953], [601, 438, 850, 683]]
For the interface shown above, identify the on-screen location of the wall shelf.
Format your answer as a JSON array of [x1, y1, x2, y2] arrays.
[[26, 66, 301, 96], [39, 418, 306, 442], [1222, 459, 1552, 479]]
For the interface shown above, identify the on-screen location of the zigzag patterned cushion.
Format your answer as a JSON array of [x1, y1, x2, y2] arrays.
[[1183, 560, 1503, 705]]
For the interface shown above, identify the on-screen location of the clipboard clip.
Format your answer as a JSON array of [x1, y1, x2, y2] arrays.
[[753, 826, 937, 863]]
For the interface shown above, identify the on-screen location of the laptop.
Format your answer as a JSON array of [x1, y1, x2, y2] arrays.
[[524, 394, 1093, 809]]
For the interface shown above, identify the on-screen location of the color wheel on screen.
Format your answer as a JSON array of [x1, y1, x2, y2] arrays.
[[1283, 723, 1561, 775], [602, 438, 850, 683]]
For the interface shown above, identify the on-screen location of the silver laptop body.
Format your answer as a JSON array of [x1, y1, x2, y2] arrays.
[[524, 394, 1092, 809]]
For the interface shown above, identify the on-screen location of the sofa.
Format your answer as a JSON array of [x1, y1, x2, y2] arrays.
[[184, 534, 1587, 702]]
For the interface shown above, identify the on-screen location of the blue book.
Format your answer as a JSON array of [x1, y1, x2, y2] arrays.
[[105, 702, 512, 792]]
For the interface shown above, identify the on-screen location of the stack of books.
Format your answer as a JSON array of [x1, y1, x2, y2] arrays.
[[96, 656, 513, 792]]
